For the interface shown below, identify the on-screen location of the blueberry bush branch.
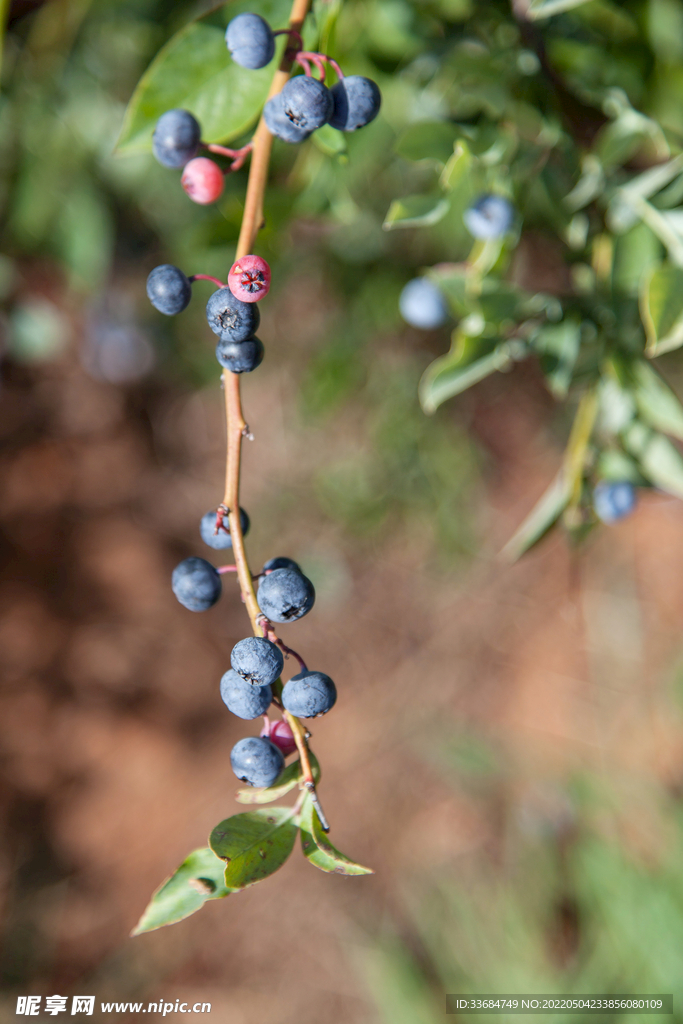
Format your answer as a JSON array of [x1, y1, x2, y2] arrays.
[[128, 0, 379, 934]]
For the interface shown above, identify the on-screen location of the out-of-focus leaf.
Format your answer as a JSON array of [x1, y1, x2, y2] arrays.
[[117, 1, 292, 152], [419, 335, 516, 414], [500, 469, 572, 562], [640, 263, 683, 356], [235, 753, 320, 804], [300, 796, 373, 875], [209, 807, 298, 890], [131, 848, 231, 935], [631, 361, 683, 441], [622, 422, 683, 498], [533, 320, 581, 398], [383, 194, 451, 230], [395, 122, 460, 164]]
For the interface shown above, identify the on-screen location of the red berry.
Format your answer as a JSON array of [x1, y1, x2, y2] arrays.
[[228, 254, 271, 303], [181, 157, 224, 205], [260, 717, 297, 757]]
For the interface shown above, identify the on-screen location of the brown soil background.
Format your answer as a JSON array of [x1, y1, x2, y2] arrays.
[[1, 276, 683, 1023]]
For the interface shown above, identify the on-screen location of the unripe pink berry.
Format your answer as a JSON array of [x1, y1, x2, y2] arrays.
[[228, 254, 271, 303], [181, 157, 224, 205], [260, 718, 297, 756]]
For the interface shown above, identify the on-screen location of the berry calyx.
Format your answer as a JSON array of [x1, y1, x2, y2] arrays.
[[231, 636, 284, 688], [181, 157, 224, 205], [200, 507, 250, 550], [225, 13, 275, 70], [146, 264, 192, 316], [227, 255, 271, 303], [230, 736, 284, 788], [152, 109, 201, 168], [220, 669, 272, 720], [171, 557, 221, 612], [260, 718, 297, 757], [282, 671, 337, 718]]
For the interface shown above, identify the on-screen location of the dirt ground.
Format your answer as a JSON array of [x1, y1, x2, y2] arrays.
[[1, 278, 683, 1024]]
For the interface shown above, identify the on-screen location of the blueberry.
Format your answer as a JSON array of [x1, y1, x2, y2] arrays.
[[146, 265, 192, 316], [226, 13, 275, 70], [329, 76, 381, 132], [263, 94, 312, 144], [200, 507, 250, 550], [230, 736, 284, 787], [282, 671, 336, 718], [257, 567, 315, 623], [263, 556, 301, 573], [231, 636, 284, 687], [593, 481, 636, 524], [280, 76, 333, 132], [171, 557, 221, 612], [215, 337, 264, 373], [152, 109, 201, 169], [206, 287, 260, 343], [463, 194, 514, 240], [220, 669, 272, 720], [399, 278, 448, 330]]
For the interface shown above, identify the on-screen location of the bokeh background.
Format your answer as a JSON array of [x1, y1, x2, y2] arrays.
[[3, 0, 683, 1021]]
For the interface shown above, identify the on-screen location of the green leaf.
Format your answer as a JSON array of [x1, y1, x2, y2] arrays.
[[312, 123, 347, 158], [622, 422, 683, 499], [300, 796, 373, 875], [631, 361, 683, 441], [640, 263, 683, 356], [419, 335, 516, 414], [395, 122, 461, 164], [235, 753, 320, 804], [117, 1, 292, 153], [209, 807, 298, 890], [500, 470, 572, 562], [131, 848, 231, 935], [383, 194, 450, 231], [533, 320, 581, 398]]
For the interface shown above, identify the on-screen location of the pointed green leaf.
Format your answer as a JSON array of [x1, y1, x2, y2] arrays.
[[235, 752, 320, 804], [209, 807, 298, 890], [419, 337, 515, 414], [641, 263, 683, 356], [631, 361, 683, 441], [395, 122, 461, 164], [622, 422, 683, 499], [131, 847, 231, 935], [383, 194, 450, 231], [501, 469, 572, 562], [300, 796, 373, 875], [117, 1, 292, 153]]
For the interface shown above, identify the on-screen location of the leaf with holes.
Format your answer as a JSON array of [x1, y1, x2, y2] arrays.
[[209, 808, 298, 890], [131, 847, 232, 935], [300, 795, 373, 875]]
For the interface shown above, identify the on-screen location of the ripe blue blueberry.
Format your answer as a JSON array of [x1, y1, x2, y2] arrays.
[[152, 109, 201, 169], [146, 265, 192, 316], [280, 76, 333, 132], [171, 557, 221, 611], [399, 278, 448, 330], [329, 76, 381, 132], [593, 481, 636, 524], [230, 736, 284, 787], [215, 337, 264, 373], [282, 671, 337, 718], [231, 637, 284, 687], [200, 507, 250, 550], [225, 13, 275, 69], [206, 287, 260, 343], [263, 94, 312, 144], [257, 567, 315, 623], [263, 556, 301, 573], [463, 194, 514, 240], [220, 669, 272, 720]]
